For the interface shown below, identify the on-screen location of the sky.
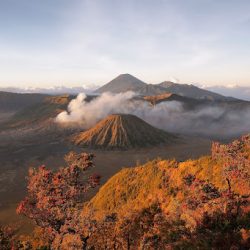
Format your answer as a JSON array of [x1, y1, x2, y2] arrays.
[[0, 0, 250, 88]]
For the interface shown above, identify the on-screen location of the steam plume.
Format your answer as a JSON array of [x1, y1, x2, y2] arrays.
[[56, 92, 136, 127], [56, 92, 250, 138]]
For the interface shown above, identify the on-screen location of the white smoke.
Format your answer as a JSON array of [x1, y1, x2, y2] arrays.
[[56, 91, 136, 127], [56, 92, 250, 139]]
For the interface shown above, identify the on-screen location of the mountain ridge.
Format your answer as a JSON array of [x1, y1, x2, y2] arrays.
[[95, 74, 237, 101], [157, 81, 229, 101]]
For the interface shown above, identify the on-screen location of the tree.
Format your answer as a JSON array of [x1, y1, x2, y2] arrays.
[[16, 151, 100, 249], [0, 226, 16, 250], [211, 134, 250, 191]]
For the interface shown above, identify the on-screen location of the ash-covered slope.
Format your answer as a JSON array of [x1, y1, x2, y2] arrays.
[[73, 114, 176, 149]]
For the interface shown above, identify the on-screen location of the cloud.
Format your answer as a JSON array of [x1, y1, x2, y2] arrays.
[[1, 0, 250, 86]]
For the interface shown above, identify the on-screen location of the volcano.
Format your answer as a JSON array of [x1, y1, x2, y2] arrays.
[[95, 74, 146, 94], [73, 114, 176, 149]]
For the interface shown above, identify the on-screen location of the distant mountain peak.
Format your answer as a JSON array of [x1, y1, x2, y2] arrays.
[[95, 74, 146, 94], [117, 73, 135, 78], [110, 73, 144, 83]]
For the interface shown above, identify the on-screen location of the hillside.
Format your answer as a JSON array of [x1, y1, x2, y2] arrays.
[[73, 114, 176, 149], [0, 95, 74, 129], [0, 91, 47, 112], [73, 135, 250, 249], [86, 134, 250, 222]]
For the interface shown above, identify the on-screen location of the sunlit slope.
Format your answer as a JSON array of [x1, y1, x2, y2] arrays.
[[86, 135, 250, 225]]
